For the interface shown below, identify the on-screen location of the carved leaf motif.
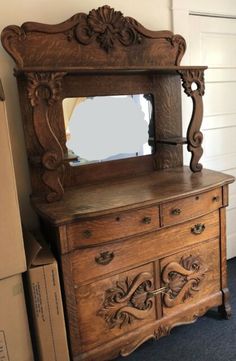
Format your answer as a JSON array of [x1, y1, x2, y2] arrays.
[[75, 5, 141, 52], [97, 272, 153, 329], [154, 324, 171, 340], [179, 69, 205, 97], [27, 72, 66, 107], [162, 255, 207, 307]]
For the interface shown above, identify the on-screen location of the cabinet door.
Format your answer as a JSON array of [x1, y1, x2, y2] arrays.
[[160, 238, 221, 317], [75, 263, 157, 352]]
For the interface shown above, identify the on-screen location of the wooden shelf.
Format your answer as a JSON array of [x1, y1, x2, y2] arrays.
[[156, 137, 187, 145]]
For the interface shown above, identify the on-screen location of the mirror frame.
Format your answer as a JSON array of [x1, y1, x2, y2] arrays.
[[2, 5, 188, 202]]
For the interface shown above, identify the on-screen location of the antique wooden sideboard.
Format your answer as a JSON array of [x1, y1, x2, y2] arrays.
[[2, 6, 234, 361]]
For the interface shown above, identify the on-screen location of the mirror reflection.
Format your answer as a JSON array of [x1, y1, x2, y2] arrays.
[[63, 94, 154, 166]]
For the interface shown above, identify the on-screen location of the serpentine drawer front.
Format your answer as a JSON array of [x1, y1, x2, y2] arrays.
[[70, 211, 220, 285], [66, 206, 160, 249], [161, 188, 222, 227]]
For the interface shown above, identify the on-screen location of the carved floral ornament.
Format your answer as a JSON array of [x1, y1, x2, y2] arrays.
[[98, 255, 207, 329], [26, 72, 66, 107], [179, 69, 205, 97], [75, 5, 143, 52]]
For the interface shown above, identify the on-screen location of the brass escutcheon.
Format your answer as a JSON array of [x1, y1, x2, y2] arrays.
[[171, 208, 181, 215], [191, 223, 205, 235], [143, 216, 152, 224], [95, 251, 114, 265]]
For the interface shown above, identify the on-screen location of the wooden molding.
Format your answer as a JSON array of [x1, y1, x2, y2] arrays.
[[1, 5, 186, 69]]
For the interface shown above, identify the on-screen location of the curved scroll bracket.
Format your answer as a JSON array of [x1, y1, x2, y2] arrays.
[[178, 69, 205, 172], [26, 71, 66, 202]]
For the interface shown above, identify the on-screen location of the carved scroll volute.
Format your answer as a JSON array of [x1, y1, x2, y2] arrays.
[[178, 69, 205, 172], [97, 272, 154, 329], [162, 255, 207, 308], [26, 72, 66, 202]]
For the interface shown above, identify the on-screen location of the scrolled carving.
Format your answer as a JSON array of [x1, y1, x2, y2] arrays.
[[178, 69, 205, 172], [154, 324, 171, 340], [97, 272, 154, 329], [171, 35, 186, 66], [42, 150, 61, 171], [26, 71, 66, 202], [1, 25, 26, 68], [162, 255, 207, 308], [75, 5, 142, 52], [179, 69, 205, 97], [27, 72, 65, 107]]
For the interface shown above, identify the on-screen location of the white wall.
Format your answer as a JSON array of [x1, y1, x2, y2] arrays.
[[0, 0, 172, 228]]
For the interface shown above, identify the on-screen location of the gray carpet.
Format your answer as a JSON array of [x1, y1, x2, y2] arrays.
[[115, 258, 236, 361]]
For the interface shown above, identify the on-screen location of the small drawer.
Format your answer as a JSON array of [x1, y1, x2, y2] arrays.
[[161, 188, 222, 227], [67, 206, 160, 249], [71, 211, 219, 285]]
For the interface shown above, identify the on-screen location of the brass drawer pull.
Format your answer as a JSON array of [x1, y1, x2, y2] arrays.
[[95, 251, 114, 265], [147, 286, 168, 298], [213, 196, 220, 202], [143, 216, 152, 224], [171, 208, 181, 215], [191, 223, 205, 235], [83, 230, 92, 238]]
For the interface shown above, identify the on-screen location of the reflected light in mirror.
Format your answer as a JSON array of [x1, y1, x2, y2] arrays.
[[63, 94, 154, 166]]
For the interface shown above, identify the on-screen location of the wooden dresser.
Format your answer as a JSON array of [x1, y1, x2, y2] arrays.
[[1, 5, 234, 361]]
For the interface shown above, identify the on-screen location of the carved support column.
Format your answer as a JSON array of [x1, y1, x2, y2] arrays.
[[178, 69, 205, 172], [26, 72, 66, 202]]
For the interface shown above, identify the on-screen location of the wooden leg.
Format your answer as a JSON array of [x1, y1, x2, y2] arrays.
[[218, 288, 231, 319]]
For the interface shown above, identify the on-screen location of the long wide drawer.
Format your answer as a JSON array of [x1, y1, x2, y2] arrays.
[[161, 187, 222, 227], [66, 206, 160, 249], [71, 210, 220, 285]]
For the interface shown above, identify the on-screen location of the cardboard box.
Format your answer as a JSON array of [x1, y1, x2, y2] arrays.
[[0, 273, 34, 361], [24, 231, 70, 361], [0, 81, 26, 279]]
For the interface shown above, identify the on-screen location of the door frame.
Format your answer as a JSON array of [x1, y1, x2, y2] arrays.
[[172, 0, 236, 64]]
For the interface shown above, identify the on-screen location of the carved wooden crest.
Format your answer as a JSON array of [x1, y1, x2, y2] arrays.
[[75, 5, 143, 52], [1, 5, 186, 69]]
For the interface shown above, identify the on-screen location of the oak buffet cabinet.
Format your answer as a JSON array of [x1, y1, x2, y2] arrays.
[[2, 5, 234, 361]]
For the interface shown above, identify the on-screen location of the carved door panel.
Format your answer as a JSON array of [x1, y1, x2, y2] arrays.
[[75, 263, 157, 353], [160, 238, 221, 317]]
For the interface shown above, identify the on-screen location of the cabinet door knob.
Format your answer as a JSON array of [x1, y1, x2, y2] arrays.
[[171, 208, 181, 215], [95, 251, 114, 265], [143, 216, 152, 224], [191, 223, 205, 235], [212, 196, 220, 202]]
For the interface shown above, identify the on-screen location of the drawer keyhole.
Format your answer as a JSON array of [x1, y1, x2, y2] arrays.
[[83, 230, 92, 238]]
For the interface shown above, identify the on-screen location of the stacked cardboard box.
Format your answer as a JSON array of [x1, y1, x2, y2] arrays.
[[0, 81, 34, 361], [23, 230, 70, 361]]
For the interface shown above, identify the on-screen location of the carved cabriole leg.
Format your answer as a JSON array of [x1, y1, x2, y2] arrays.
[[178, 69, 205, 172], [26, 72, 66, 202]]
